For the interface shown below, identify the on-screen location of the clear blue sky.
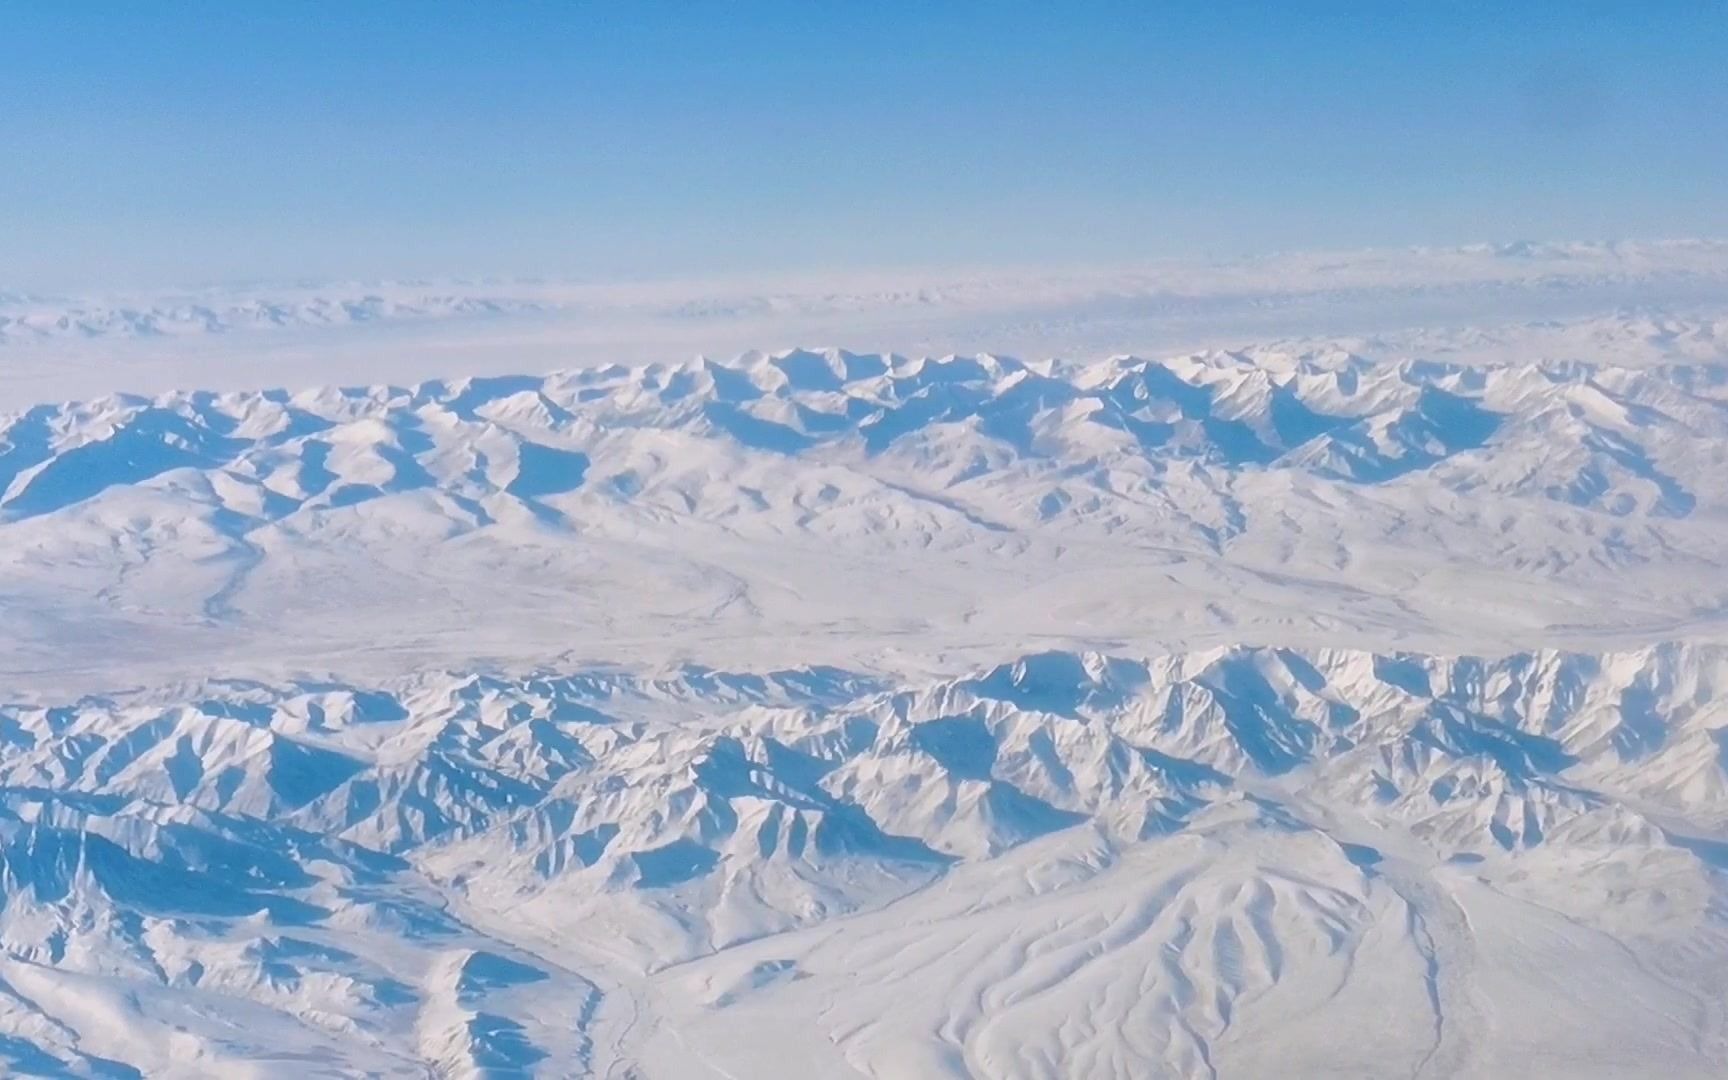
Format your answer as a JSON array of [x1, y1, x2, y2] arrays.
[[3, 1, 1724, 289]]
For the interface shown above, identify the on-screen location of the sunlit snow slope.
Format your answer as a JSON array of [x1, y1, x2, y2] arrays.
[[0, 339, 1726, 1076]]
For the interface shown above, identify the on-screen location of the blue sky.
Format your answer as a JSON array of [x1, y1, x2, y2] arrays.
[[3, 2, 1724, 289]]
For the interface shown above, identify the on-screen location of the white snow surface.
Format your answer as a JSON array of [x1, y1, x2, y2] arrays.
[[2, 245, 1728, 1076]]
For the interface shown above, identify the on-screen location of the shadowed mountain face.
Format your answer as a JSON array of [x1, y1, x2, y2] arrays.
[[0, 644, 1724, 1075]]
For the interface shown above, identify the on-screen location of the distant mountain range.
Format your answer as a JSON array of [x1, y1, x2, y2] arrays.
[[5, 239, 1726, 346]]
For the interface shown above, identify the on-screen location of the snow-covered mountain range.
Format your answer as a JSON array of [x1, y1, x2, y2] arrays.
[[1, 332, 1727, 1075], [3, 347, 1725, 695], [0, 644, 1724, 1076]]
